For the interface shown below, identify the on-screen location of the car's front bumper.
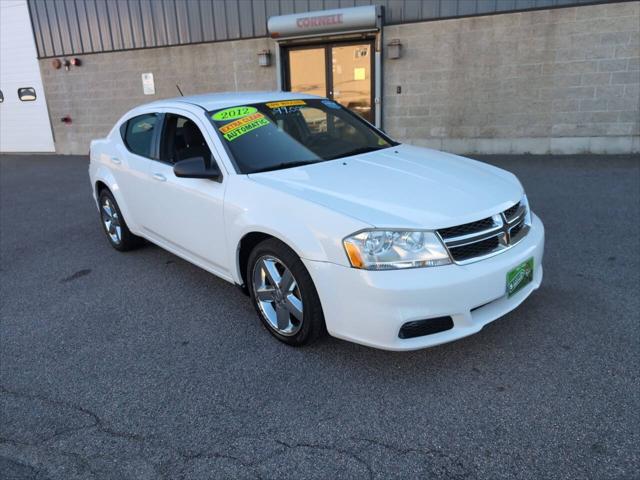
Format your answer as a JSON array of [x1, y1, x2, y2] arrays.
[[304, 214, 545, 351]]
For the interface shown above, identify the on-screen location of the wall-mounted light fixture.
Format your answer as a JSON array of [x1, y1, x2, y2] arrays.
[[52, 58, 62, 69], [62, 59, 70, 71], [387, 39, 402, 60], [258, 50, 271, 67], [60, 116, 72, 124], [70, 57, 82, 67]]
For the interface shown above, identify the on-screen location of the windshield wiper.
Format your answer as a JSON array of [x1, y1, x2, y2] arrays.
[[328, 145, 388, 160], [250, 160, 321, 174]]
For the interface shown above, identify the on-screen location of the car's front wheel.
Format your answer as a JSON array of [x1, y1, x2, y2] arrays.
[[247, 238, 325, 346], [98, 189, 143, 251]]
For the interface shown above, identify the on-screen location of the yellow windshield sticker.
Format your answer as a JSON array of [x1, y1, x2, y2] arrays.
[[218, 112, 265, 134], [265, 100, 306, 109], [212, 106, 257, 121], [222, 117, 270, 141]]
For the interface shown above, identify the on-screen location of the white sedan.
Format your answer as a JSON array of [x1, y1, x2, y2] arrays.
[[89, 92, 544, 351]]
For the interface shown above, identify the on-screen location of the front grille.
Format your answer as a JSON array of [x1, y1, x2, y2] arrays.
[[449, 236, 500, 261], [504, 202, 521, 221], [438, 217, 495, 239], [437, 202, 530, 264]]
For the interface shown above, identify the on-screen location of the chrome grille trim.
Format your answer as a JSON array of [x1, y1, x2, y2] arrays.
[[437, 202, 531, 265]]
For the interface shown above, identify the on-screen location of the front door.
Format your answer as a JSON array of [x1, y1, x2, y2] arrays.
[[286, 42, 374, 123], [143, 110, 230, 278]]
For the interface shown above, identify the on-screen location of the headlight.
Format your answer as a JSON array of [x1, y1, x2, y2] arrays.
[[343, 230, 451, 270]]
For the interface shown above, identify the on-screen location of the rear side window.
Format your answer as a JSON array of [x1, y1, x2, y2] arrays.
[[121, 113, 158, 158]]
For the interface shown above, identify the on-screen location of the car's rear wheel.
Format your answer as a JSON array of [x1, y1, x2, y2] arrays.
[[247, 238, 325, 346], [98, 189, 142, 251]]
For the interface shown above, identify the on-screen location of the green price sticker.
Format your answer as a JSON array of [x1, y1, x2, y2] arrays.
[[212, 106, 258, 121]]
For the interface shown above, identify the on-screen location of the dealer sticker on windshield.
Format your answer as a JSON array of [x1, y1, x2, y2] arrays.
[[265, 100, 306, 109], [212, 106, 257, 121], [220, 114, 270, 141], [506, 257, 534, 298]]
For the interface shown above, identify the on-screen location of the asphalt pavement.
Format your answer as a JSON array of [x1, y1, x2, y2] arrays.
[[1, 153, 638, 479]]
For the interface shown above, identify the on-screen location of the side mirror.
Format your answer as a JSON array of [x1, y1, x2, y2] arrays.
[[173, 157, 221, 181]]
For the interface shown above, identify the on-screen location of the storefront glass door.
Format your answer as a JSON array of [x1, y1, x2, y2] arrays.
[[286, 42, 373, 123]]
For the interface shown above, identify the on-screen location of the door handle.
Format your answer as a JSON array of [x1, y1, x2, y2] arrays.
[[152, 173, 166, 182], [110, 156, 121, 164]]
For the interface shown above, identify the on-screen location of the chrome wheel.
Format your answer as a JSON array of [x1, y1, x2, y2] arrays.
[[252, 255, 303, 336], [101, 197, 122, 245]]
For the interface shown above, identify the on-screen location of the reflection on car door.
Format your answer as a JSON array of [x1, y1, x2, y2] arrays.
[[142, 111, 229, 278]]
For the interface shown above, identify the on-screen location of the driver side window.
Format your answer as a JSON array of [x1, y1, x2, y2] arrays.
[[160, 114, 213, 166]]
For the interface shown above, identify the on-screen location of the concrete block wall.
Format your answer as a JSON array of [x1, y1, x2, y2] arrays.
[[383, 1, 640, 154], [40, 38, 276, 154]]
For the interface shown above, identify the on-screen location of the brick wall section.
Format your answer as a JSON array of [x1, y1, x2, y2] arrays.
[[383, 1, 640, 153], [41, 38, 275, 154]]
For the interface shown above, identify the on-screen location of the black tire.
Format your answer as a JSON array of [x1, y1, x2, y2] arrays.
[[247, 238, 326, 346], [98, 189, 143, 251]]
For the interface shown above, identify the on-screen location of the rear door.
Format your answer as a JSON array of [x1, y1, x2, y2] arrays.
[[114, 112, 160, 230], [142, 109, 230, 277]]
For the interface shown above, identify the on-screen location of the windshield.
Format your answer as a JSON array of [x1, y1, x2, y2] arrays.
[[208, 99, 397, 174]]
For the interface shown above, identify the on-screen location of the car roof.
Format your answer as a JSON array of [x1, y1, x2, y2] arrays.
[[143, 91, 324, 111]]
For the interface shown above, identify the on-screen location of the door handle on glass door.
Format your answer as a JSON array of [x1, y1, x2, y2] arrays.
[[152, 173, 166, 182]]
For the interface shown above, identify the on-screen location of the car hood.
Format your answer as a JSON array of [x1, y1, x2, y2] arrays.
[[248, 144, 523, 229]]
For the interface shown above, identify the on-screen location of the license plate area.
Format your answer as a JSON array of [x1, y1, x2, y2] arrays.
[[506, 257, 534, 298]]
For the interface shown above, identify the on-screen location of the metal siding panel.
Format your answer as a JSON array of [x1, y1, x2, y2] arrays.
[[402, 0, 422, 21], [265, 0, 281, 21], [515, 0, 536, 9], [322, 0, 341, 9], [29, 1, 49, 57], [163, 0, 180, 45], [440, 0, 459, 17], [45, 0, 64, 55], [238, 0, 255, 38], [294, 0, 308, 13], [477, 0, 498, 14], [93, 0, 114, 51], [74, 0, 95, 52], [86, 0, 102, 51], [149, 0, 167, 45], [458, 0, 479, 15], [308, 0, 325, 10], [252, 0, 268, 37], [176, 0, 192, 43], [535, 0, 555, 7], [114, 0, 134, 49], [212, 0, 228, 40], [55, 1, 77, 54], [279, 0, 295, 15], [66, 0, 86, 53], [199, 0, 216, 41], [126, 0, 145, 48], [420, 0, 441, 19], [185, 0, 202, 43], [138, 0, 156, 47], [495, 0, 517, 12], [105, 0, 125, 50], [224, 0, 241, 39], [384, 0, 404, 23]]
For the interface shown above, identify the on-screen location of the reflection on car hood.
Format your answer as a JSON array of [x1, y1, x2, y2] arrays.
[[248, 144, 523, 229]]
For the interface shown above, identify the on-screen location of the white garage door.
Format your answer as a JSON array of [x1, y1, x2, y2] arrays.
[[0, 0, 54, 152]]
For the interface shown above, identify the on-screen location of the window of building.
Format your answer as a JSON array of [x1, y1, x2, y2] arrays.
[[18, 87, 36, 101], [121, 113, 158, 158]]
